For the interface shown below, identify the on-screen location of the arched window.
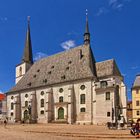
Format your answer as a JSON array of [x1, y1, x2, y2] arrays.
[[25, 101, 28, 107], [11, 103, 14, 110], [11, 112, 14, 116], [19, 67, 22, 76], [80, 94, 85, 104], [41, 99, 44, 107], [59, 96, 63, 102], [80, 108, 86, 112], [40, 110, 44, 114]]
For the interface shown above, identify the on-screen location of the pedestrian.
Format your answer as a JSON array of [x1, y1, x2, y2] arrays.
[[134, 118, 140, 137], [4, 119, 7, 128]]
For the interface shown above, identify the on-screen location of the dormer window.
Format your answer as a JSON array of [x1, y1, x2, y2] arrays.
[[48, 71, 51, 75], [51, 66, 54, 69], [68, 61, 72, 64], [61, 75, 66, 80], [27, 82, 31, 86]]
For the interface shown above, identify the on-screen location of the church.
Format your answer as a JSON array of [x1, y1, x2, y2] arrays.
[[6, 16, 127, 124]]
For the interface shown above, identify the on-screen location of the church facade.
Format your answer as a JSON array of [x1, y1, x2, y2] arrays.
[[6, 16, 127, 124]]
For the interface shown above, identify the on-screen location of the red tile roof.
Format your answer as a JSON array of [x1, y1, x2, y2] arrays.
[[0, 94, 5, 101]]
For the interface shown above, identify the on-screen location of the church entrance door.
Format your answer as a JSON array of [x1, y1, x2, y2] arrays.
[[58, 107, 64, 119], [24, 110, 29, 121]]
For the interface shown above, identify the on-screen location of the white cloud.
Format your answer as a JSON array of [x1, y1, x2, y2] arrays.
[[34, 52, 48, 61], [96, 7, 109, 16], [96, 0, 132, 16], [61, 40, 76, 50], [109, 0, 124, 10], [131, 66, 139, 70], [0, 90, 3, 93], [122, 73, 126, 77]]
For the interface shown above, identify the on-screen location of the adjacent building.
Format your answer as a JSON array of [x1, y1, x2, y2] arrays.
[[132, 74, 140, 122], [0, 93, 7, 120], [6, 16, 127, 124], [127, 101, 132, 123]]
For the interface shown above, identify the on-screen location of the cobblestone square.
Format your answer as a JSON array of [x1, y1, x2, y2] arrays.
[[0, 124, 135, 140]]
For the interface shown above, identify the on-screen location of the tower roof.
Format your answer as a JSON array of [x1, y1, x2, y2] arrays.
[[22, 16, 33, 64], [85, 10, 89, 34], [84, 9, 90, 45], [132, 74, 140, 88]]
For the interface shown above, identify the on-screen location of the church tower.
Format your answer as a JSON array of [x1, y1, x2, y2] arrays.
[[15, 17, 33, 84]]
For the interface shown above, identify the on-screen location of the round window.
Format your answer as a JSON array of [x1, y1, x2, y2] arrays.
[[25, 94, 28, 98], [41, 91, 44, 95], [59, 88, 64, 93], [80, 85, 86, 90]]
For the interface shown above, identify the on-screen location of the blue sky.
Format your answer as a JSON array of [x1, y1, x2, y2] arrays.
[[0, 0, 139, 100]]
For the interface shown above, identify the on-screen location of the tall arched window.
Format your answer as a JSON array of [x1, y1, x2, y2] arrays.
[[19, 67, 22, 76], [80, 94, 85, 104], [11, 102, 14, 110], [25, 101, 28, 107], [59, 96, 63, 102], [41, 99, 44, 107]]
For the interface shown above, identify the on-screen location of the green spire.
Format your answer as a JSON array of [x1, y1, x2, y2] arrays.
[[22, 16, 33, 64]]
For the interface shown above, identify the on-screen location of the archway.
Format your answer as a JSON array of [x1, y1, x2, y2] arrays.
[[24, 110, 29, 120], [58, 107, 64, 119]]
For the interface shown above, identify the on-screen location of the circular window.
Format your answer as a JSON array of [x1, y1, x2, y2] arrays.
[[59, 88, 64, 93], [11, 96, 14, 100], [41, 91, 44, 95], [80, 85, 86, 90], [25, 94, 28, 98]]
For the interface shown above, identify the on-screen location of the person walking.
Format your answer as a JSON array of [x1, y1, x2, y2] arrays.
[[4, 119, 7, 128]]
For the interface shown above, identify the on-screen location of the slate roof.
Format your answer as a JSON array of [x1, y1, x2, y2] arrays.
[[96, 59, 122, 78], [7, 44, 122, 94], [8, 44, 96, 93], [132, 74, 140, 88]]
